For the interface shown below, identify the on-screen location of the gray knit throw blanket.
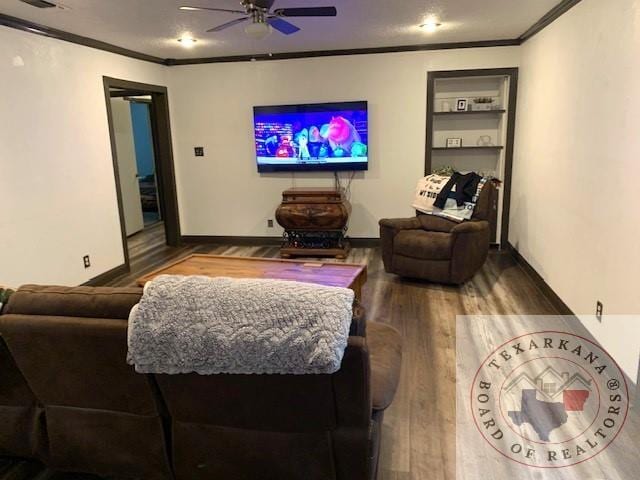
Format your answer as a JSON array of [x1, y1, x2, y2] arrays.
[[127, 274, 355, 375]]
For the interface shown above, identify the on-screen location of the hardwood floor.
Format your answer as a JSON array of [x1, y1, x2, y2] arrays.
[[1, 223, 576, 480]]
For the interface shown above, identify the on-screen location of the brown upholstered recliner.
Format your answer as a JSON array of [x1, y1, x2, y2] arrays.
[[0, 285, 402, 480], [0, 286, 173, 479], [379, 181, 495, 284]]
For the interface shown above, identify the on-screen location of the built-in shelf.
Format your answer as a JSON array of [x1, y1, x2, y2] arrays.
[[426, 68, 518, 247], [432, 146, 504, 151], [433, 109, 506, 116]]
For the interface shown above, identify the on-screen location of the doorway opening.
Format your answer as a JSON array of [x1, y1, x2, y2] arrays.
[[104, 77, 180, 272]]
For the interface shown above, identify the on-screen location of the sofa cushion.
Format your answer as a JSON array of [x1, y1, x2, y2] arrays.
[[368, 322, 402, 411], [394, 230, 453, 260]]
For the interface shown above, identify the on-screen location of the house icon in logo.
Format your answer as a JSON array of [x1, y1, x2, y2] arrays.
[[504, 366, 592, 401], [503, 367, 592, 441]]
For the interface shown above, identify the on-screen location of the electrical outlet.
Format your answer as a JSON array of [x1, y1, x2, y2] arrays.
[[83, 255, 91, 269], [596, 301, 603, 322], [267, 219, 274, 228], [194, 147, 204, 157]]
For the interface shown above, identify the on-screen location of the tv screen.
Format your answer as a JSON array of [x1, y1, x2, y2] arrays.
[[253, 101, 368, 173]]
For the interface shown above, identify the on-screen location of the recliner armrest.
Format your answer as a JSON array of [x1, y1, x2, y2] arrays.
[[378, 217, 421, 232], [417, 214, 457, 233], [367, 322, 402, 412], [450, 220, 491, 284], [451, 220, 489, 235]]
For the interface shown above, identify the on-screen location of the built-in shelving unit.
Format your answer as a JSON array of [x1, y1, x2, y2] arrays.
[[425, 68, 518, 247]]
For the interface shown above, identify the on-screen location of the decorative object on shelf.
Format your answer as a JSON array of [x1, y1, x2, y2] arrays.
[[472, 97, 495, 111], [276, 187, 351, 259], [476, 135, 494, 147], [446, 137, 463, 148], [432, 165, 455, 177], [441, 101, 451, 112], [455, 98, 468, 111]]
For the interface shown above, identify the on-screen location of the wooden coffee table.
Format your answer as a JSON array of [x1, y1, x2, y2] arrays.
[[136, 254, 367, 300]]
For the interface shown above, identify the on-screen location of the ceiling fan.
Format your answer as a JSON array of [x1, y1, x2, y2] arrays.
[[179, 1, 337, 38]]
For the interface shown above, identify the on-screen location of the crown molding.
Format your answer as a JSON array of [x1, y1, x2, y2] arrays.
[[519, 0, 582, 43], [1, 1, 582, 66], [0, 13, 165, 64], [165, 39, 520, 66]]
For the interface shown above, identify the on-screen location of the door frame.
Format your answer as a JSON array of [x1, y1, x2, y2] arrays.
[[103, 76, 181, 272]]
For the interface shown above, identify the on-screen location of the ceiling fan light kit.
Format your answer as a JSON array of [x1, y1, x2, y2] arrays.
[[245, 21, 272, 39], [180, 1, 337, 38]]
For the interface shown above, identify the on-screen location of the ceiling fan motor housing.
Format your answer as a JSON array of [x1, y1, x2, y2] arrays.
[[245, 0, 276, 11]]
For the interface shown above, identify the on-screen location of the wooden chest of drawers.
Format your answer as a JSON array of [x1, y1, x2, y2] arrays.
[[276, 187, 351, 258]]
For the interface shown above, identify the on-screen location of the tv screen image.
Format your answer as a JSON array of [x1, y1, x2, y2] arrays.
[[253, 101, 368, 173]]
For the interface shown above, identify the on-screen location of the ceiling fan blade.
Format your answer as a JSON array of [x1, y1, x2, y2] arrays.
[[273, 6, 337, 17], [267, 17, 301, 35], [206, 17, 249, 32], [179, 6, 246, 14]]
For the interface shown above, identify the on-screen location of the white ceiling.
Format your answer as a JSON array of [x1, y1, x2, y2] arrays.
[[0, 0, 559, 59]]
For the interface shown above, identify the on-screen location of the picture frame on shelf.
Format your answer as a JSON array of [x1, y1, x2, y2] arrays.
[[446, 138, 463, 148], [455, 99, 468, 111]]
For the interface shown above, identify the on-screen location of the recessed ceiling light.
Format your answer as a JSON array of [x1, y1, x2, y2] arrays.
[[178, 6, 199, 11], [420, 21, 442, 33], [177, 36, 197, 48]]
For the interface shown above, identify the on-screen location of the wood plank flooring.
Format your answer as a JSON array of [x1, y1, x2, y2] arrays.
[[3, 222, 608, 480]]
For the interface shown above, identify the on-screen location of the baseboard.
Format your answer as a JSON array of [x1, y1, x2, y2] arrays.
[[506, 242, 573, 316], [82, 263, 129, 286], [180, 235, 282, 246], [180, 235, 381, 248], [350, 238, 380, 248]]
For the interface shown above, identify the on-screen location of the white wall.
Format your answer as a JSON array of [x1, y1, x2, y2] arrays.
[[167, 47, 520, 238], [0, 26, 167, 286], [510, 0, 640, 379]]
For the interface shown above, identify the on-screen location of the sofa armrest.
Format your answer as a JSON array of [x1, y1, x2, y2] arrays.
[[350, 300, 367, 337], [367, 322, 402, 412], [378, 217, 421, 232]]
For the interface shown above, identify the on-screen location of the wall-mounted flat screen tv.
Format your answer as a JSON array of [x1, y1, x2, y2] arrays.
[[253, 101, 368, 173]]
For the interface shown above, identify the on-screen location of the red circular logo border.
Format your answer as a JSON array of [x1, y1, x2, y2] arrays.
[[469, 330, 630, 469]]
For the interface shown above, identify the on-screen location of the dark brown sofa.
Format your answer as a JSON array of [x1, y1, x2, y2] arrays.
[[0, 285, 402, 480], [0, 286, 173, 479], [0, 336, 44, 459], [379, 181, 495, 284]]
